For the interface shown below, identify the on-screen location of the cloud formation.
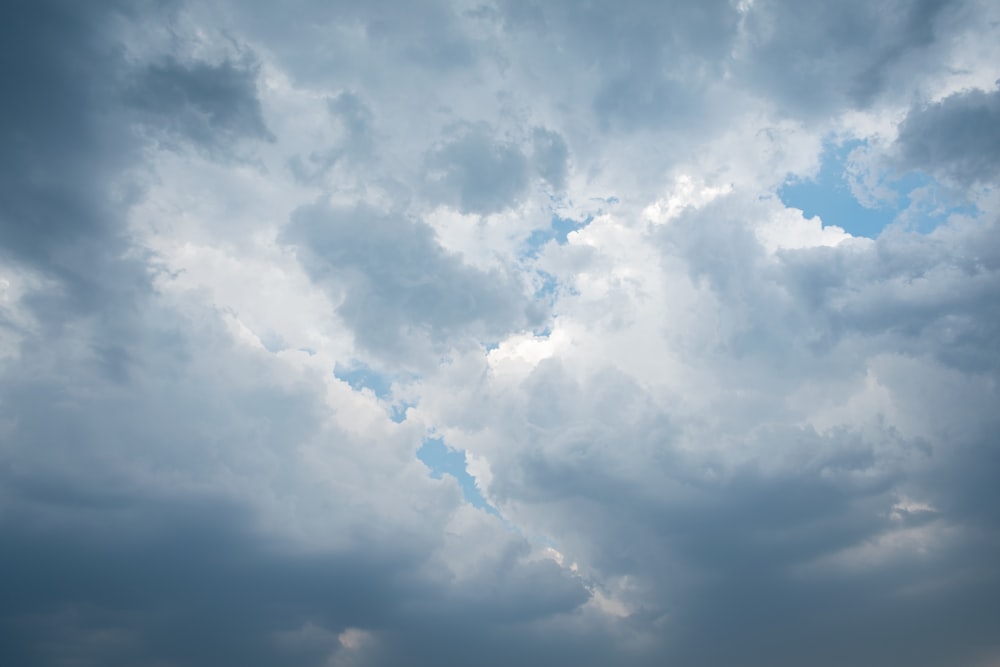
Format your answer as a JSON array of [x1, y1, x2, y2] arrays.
[[1, 1, 999, 666], [284, 200, 543, 363], [896, 86, 1000, 187]]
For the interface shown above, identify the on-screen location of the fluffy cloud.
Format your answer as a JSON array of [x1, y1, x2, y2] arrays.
[[2, 1, 999, 666], [895, 85, 1000, 187], [283, 200, 544, 364]]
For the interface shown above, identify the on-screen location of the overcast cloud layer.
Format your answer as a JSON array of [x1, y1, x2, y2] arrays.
[[2, 1, 999, 665]]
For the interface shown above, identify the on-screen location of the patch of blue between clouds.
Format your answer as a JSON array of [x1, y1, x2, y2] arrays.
[[417, 438, 498, 514], [523, 214, 593, 257], [779, 139, 973, 237], [534, 270, 559, 300], [334, 362, 412, 423], [388, 403, 413, 424], [334, 361, 392, 399]]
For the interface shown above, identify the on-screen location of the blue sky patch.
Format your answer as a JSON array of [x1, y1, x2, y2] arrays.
[[417, 438, 497, 514], [335, 362, 415, 422], [389, 402, 413, 423], [779, 140, 894, 237], [523, 215, 592, 256], [334, 361, 392, 399], [779, 140, 976, 238]]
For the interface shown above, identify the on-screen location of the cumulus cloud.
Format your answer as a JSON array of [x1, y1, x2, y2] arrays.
[[283, 200, 544, 364], [895, 85, 1000, 187], [2, 0, 999, 666], [423, 191, 1000, 666], [531, 127, 570, 192]]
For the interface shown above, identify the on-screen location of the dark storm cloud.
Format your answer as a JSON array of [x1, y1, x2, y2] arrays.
[[653, 197, 1000, 375], [126, 56, 275, 151], [222, 0, 480, 88], [363, 3, 476, 71], [0, 0, 274, 320], [0, 496, 402, 667], [284, 201, 544, 362], [0, 3, 502, 666], [0, 288, 589, 667], [0, 5, 569, 664], [0, 0, 279, 417], [655, 426, 1000, 667], [0, 0, 147, 311], [487, 355, 1000, 667], [895, 86, 1000, 187], [0, 492, 587, 667]]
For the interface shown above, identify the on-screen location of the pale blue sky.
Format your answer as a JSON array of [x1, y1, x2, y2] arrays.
[[779, 139, 976, 237]]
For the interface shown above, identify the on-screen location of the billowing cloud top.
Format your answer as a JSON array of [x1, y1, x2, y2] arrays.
[[1, 1, 999, 666]]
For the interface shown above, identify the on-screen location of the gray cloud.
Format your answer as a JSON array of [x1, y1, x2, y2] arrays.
[[2, 0, 1000, 665], [470, 332, 1000, 667], [424, 124, 531, 214], [0, 492, 585, 667], [445, 194, 1000, 665], [648, 196, 1000, 375], [0, 284, 589, 667], [493, 0, 969, 129], [284, 201, 545, 364], [494, 0, 738, 130], [895, 86, 1000, 187], [289, 92, 374, 183], [126, 56, 274, 152], [0, 0, 149, 310]]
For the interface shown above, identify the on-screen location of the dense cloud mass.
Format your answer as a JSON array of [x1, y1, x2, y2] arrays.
[[284, 201, 542, 363], [1, 1, 999, 666], [896, 86, 1000, 186]]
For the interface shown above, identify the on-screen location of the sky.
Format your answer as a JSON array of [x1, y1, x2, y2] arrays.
[[1, 1, 999, 665]]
